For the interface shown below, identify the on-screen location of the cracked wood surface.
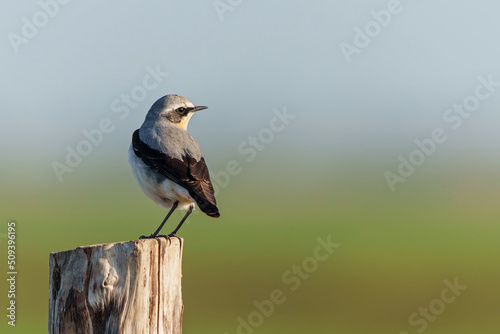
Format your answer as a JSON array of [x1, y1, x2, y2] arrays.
[[48, 238, 183, 334]]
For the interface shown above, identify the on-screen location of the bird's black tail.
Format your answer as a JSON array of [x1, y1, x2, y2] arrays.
[[190, 193, 220, 218]]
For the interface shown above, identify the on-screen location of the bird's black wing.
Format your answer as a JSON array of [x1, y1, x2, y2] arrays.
[[132, 129, 220, 217]]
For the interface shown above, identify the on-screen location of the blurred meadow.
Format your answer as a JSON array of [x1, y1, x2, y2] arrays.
[[1, 154, 499, 333], [1, 1, 500, 333]]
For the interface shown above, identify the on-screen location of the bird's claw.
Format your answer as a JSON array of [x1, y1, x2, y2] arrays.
[[157, 234, 174, 243]]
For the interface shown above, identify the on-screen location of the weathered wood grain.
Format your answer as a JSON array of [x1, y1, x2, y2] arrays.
[[48, 238, 183, 334]]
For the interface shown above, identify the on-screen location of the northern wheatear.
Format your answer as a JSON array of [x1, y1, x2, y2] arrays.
[[128, 94, 219, 238]]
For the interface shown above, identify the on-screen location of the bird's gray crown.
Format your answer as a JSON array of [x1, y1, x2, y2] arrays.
[[143, 94, 196, 125]]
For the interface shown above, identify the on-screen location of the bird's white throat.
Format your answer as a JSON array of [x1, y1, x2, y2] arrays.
[[173, 112, 194, 130]]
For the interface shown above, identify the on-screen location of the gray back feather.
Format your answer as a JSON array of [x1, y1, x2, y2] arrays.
[[139, 123, 203, 160]]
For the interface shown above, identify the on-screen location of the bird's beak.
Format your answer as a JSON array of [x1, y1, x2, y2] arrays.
[[193, 106, 208, 112]]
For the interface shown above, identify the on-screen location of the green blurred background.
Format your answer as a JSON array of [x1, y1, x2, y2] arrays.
[[2, 1, 500, 333], [1, 152, 499, 333]]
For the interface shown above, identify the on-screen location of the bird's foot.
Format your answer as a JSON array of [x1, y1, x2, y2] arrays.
[[168, 232, 183, 241], [139, 234, 162, 240]]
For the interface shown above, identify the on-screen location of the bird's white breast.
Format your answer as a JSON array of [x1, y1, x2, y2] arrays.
[[128, 145, 195, 211]]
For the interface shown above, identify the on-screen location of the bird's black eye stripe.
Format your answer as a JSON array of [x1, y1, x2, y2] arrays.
[[177, 107, 189, 115]]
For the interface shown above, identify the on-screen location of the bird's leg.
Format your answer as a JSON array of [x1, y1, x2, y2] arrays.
[[169, 205, 194, 237], [152, 201, 179, 236], [140, 201, 178, 239]]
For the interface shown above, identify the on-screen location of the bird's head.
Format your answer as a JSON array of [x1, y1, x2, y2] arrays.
[[144, 94, 207, 130]]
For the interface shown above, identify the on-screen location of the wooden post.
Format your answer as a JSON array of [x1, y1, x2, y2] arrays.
[[48, 238, 183, 334]]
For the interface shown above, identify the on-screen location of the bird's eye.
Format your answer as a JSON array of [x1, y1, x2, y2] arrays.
[[177, 107, 187, 114]]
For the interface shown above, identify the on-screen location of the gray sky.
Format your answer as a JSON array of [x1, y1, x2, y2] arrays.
[[1, 0, 500, 180]]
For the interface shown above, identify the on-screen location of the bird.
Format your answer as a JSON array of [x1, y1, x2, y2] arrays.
[[128, 94, 220, 239]]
